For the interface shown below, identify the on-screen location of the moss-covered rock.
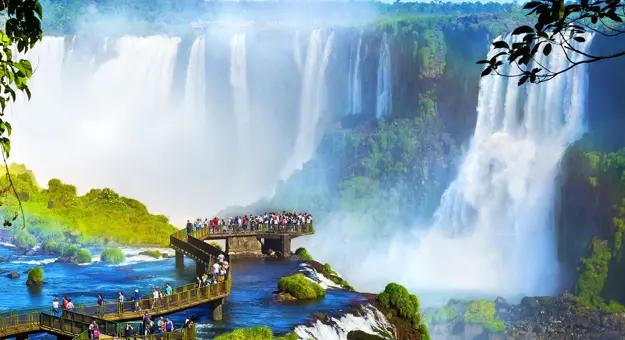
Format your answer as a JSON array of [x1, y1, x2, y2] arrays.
[[26, 267, 44, 285], [277, 273, 326, 300], [75, 249, 92, 264], [377, 283, 430, 340], [100, 248, 125, 264], [293, 247, 313, 261], [213, 326, 298, 340], [138, 250, 162, 259]]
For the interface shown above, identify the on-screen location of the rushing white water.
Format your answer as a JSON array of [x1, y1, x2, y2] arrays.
[[7, 31, 333, 223], [347, 32, 363, 115], [294, 304, 395, 340], [280, 30, 334, 179], [399, 34, 594, 297], [183, 37, 208, 125], [375, 33, 391, 119]]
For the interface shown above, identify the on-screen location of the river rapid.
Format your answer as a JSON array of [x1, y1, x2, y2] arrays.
[[0, 243, 365, 339]]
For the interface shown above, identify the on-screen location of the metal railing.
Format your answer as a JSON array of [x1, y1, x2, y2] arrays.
[[71, 321, 197, 340], [39, 313, 92, 336], [189, 223, 314, 238], [169, 235, 213, 265]]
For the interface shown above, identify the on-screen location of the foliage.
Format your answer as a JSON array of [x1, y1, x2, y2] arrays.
[[377, 283, 430, 339], [27, 266, 43, 284], [213, 326, 298, 340], [11, 228, 36, 248], [480, 0, 625, 84], [210, 242, 222, 251], [462, 300, 505, 333], [320, 262, 353, 290], [293, 247, 313, 261], [0, 164, 176, 246], [277, 273, 326, 300], [75, 248, 91, 264], [41, 238, 61, 253], [61, 244, 78, 257], [100, 247, 125, 264]]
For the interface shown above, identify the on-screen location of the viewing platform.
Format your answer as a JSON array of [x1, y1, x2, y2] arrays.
[[178, 224, 314, 258], [0, 230, 231, 340]]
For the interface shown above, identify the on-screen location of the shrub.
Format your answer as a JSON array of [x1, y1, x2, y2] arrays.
[[61, 244, 79, 257], [377, 283, 430, 339], [12, 229, 36, 249], [27, 267, 44, 284], [485, 320, 505, 333], [100, 248, 125, 264], [42, 238, 62, 254], [75, 249, 92, 264], [278, 273, 326, 300], [464, 300, 505, 333], [293, 247, 313, 261], [210, 242, 223, 251], [213, 327, 297, 340]]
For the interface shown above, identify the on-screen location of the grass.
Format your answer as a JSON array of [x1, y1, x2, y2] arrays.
[[278, 273, 326, 300], [138, 250, 162, 259], [0, 163, 177, 248], [100, 248, 125, 264], [213, 326, 298, 340]]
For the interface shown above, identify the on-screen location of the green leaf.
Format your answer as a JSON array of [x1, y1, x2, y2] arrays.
[[543, 43, 552, 56], [0, 137, 11, 158], [573, 36, 586, 43], [518, 75, 529, 86], [523, 1, 542, 9], [492, 41, 509, 49], [512, 25, 535, 35], [605, 11, 623, 22], [4, 121, 11, 137], [481, 67, 493, 77], [476, 60, 489, 65]]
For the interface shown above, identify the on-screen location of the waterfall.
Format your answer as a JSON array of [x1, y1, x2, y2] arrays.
[[183, 37, 207, 125], [404, 34, 594, 296], [294, 30, 303, 72], [375, 33, 391, 119], [348, 32, 363, 115], [229, 33, 249, 142], [280, 30, 334, 180]]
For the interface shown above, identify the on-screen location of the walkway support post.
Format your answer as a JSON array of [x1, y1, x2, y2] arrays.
[[211, 298, 223, 321], [175, 251, 184, 268], [280, 235, 291, 257]]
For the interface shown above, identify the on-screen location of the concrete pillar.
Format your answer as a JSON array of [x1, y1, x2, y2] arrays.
[[211, 298, 223, 321], [196, 261, 205, 278], [225, 237, 231, 254], [280, 235, 291, 257], [175, 251, 184, 268]]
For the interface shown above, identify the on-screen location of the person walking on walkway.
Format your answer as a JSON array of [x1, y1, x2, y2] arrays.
[[52, 298, 60, 317], [134, 289, 142, 312]]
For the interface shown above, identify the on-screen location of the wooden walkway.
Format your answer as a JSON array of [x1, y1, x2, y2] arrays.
[[0, 230, 230, 339]]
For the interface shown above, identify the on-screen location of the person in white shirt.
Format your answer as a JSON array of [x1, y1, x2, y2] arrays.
[[52, 297, 60, 317], [212, 262, 220, 279], [152, 288, 160, 309], [217, 253, 225, 263]]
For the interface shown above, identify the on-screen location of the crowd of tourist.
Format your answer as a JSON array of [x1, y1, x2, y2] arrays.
[[197, 252, 230, 288], [185, 211, 313, 235]]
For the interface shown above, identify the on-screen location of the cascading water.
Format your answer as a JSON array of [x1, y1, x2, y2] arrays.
[[347, 32, 363, 115], [375, 33, 391, 119], [397, 34, 594, 297], [229, 33, 250, 172], [183, 37, 207, 125], [280, 30, 335, 179]]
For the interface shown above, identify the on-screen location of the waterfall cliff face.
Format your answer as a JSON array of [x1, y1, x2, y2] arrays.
[[404, 35, 594, 297], [7, 29, 336, 222], [376, 33, 391, 119]]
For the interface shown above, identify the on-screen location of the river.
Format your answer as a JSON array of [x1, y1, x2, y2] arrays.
[[0, 243, 365, 339]]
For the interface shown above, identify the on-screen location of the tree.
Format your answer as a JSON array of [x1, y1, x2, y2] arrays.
[[479, 0, 625, 85], [0, 0, 43, 226]]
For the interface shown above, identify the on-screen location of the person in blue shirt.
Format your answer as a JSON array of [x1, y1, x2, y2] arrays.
[[165, 283, 172, 296], [134, 289, 141, 312]]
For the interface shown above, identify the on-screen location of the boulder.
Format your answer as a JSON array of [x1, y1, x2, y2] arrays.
[[55, 255, 78, 263], [7, 272, 19, 279], [26, 280, 47, 286], [24, 249, 36, 256], [267, 249, 276, 256], [275, 291, 297, 301]]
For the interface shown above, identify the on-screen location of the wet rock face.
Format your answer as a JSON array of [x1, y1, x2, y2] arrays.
[[275, 291, 297, 301], [6, 272, 19, 279], [55, 255, 77, 263]]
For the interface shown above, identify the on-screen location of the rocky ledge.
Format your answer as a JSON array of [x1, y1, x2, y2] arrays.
[[427, 294, 625, 340]]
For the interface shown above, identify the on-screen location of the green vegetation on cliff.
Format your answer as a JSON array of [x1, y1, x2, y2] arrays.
[[213, 327, 298, 340], [138, 250, 162, 259], [278, 273, 326, 300], [0, 164, 176, 247], [100, 248, 125, 264], [377, 283, 430, 339], [464, 300, 504, 333], [293, 247, 313, 261]]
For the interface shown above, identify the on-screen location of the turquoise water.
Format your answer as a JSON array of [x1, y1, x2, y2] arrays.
[[0, 244, 364, 339]]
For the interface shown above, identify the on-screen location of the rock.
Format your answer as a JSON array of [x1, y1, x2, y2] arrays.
[[311, 312, 329, 323], [276, 291, 297, 301], [55, 255, 77, 263], [126, 275, 155, 280], [0, 269, 8, 274], [267, 249, 276, 256], [346, 330, 386, 340], [24, 249, 36, 256], [6, 272, 19, 279], [161, 253, 173, 259], [26, 280, 46, 286]]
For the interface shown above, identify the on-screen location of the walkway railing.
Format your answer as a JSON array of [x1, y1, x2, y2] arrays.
[[190, 223, 314, 239]]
